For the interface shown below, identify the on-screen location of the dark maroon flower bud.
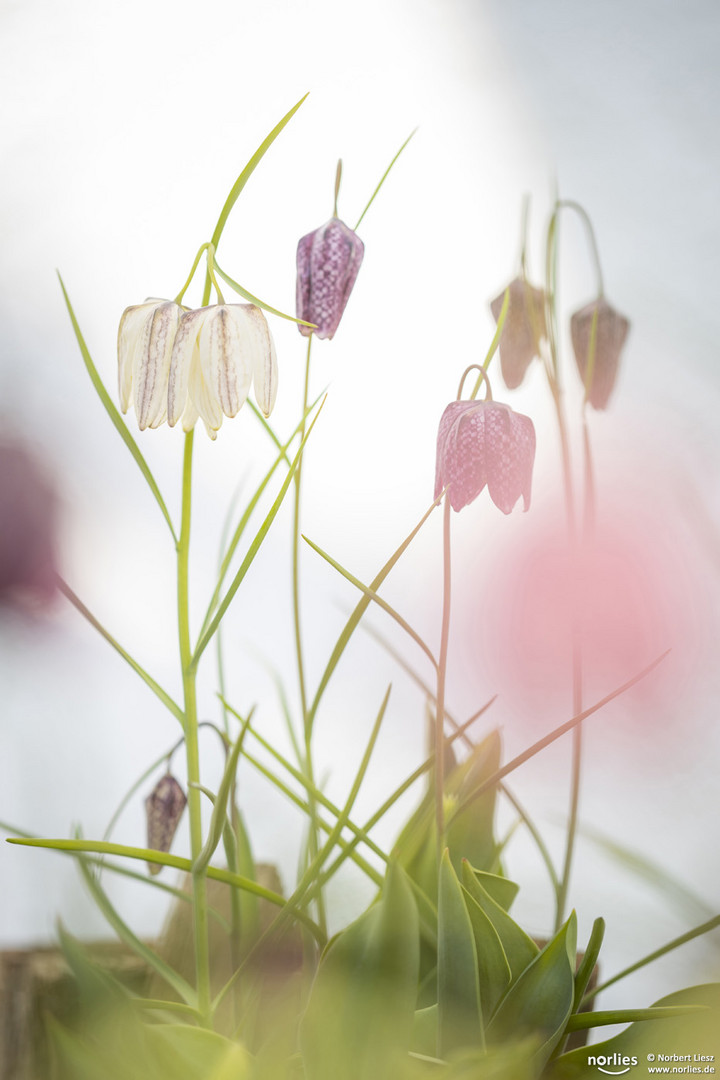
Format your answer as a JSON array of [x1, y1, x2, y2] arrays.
[[434, 400, 536, 514], [296, 217, 364, 339], [570, 297, 630, 410], [145, 774, 187, 875], [490, 278, 546, 390], [0, 441, 57, 608]]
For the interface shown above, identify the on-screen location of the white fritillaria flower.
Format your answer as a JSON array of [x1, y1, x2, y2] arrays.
[[118, 299, 183, 430], [168, 304, 278, 439]]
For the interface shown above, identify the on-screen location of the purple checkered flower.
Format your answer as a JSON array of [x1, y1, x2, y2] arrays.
[[145, 774, 187, 875], [490, 277, 546, 389], [570, 297, 630, 410], [296, 217, 364, 340], [434, 400, 536, 514]]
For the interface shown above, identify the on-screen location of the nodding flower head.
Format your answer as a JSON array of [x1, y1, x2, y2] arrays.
[[145, 774, 187, 875], [570, 297, 629, 410], [490, 278, 546, 390], [296, 217, 364, 340], [167, 303, 278, 439], [434, 399, 536, 514]]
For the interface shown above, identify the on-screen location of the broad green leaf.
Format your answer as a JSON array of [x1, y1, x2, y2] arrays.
[[300, 859, 420, 1080], [412, 1004, 438, 1058], [488, 913, 577, 1070], [461, 885, 512, 1018], [470, 870, 520, 913], [551, 983, 720, 1079], [144, 1025, 252, 1080], [46, 1016, 131, 1080], [442, 1039, 539, 1080], [446, 729, 502, 875], [438, 850, 484, 1057], [461, 862, 539, 981]]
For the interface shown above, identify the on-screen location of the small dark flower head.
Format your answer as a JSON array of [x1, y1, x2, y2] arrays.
[[570, 297, 630, 410], [0, 442, 57, 608], [490, 278, 547, 389], [145, 774, 187, 875], [296, 217, 364, 340], [434, 400, 536, 514]]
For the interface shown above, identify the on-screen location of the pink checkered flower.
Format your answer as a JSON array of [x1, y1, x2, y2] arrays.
[[145, 774, 187, 875], [490, 277, 546, 389], [434, 400, 536, 514]]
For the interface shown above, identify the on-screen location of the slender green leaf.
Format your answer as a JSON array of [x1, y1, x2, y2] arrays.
[[584, 914, 720, 1003], [355, 128, 417, 230], [7, 836, 323, 942], [573, 917, 604, 1012], [552, 984, 720, 1080], [194, 709, 253, 875], [581, 823, 716, 923], [75, 854, 197, 1006], [192, 398, 324, 667], [438, 850, 484, 1056], [566, 1005, 708, 1032], [214, 262, 315, 327], [303, 534, 438, 670], [453, 652, 670, 823], [307, 493, 442, 735], [209, 93, 308, 253], [58, 274, 177, 542], [57, 576, 185, 726]]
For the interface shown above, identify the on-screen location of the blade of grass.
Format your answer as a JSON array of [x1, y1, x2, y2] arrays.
[[7, 836, 323, 942], [193, 709, 253, 875], [566, 1006, 707, 1032], [303, 535, 438, 670], [57, 576, 184, 726], [198, 392, 325, 645], [355, 128, 417, 230], [209, 94, 308, 252], [75, 852, 197, 1006], [307, 493, 442, 736], [451, 652, 670, 824], [214, 262, 315, 328], [58, 275, 177, 543], [582, 915, 720, 1004], [191, 399, 325, 668]]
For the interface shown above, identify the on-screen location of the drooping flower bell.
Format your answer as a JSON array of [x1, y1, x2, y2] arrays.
[[570, 297, 630, 410], [434, 399, 536, 514], [118, 299, 183, 430], [490, 278, 546, 389], [145, 774, 187, 875], [296, 217, 364, 339], [167, 303, 278, 439], [0, 441, 58, 608]]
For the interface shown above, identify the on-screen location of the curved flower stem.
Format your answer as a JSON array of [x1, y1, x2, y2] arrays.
[[174, 242, 210, 305], [292, 333, 327, 935], [177, 430, 212, 1025], [557, 199, 605, 298], [435, 496, 453, 859], [545, 202, 584, 933]]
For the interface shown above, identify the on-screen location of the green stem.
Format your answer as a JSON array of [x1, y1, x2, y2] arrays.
[[292, 334, 327, 935], [177, 430, 211, 1024], [544, 205, 584, 933], [435, 496, 452, 858]]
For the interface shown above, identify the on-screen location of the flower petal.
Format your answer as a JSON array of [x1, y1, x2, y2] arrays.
[[297, 217, 365, 339], [570, 298, 630, 410], [231, 304, 278, 418], [485, 404, 536, 514], [133, 301, 181, 430], [117, 302, 153, 414], [168, 308, 208, 427], [199, 306, 252, 420], [490, 278, 546, 390]]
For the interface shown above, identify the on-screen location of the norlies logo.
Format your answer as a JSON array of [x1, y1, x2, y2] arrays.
[[587, 1052, 639, 1075]]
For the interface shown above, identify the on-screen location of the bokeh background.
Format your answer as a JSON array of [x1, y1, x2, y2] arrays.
[[2, 0, 719, 1028]]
